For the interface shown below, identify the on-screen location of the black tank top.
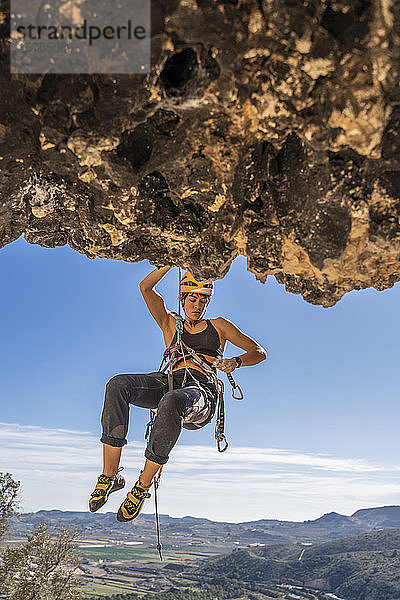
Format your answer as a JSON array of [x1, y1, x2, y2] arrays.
[[169, 319, 223, 359]]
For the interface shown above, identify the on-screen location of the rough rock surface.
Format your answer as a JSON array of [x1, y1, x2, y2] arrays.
[[0, 0, 399, 306]]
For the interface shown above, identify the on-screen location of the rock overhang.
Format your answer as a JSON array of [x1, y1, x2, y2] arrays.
[[0, 0, 399, 306]]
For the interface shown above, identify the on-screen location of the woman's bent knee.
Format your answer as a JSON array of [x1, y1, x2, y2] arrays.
[[106, 374, 127, 394], [160, 390, 177, 403], [159, 390, 181, 409]]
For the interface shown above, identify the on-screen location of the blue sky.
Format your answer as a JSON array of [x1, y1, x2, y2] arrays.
[[1, 236, 400, 521]]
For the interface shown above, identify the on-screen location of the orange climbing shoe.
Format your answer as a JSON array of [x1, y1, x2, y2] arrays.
[[117, 479, 151, 522], [89, 470, 125, 513]]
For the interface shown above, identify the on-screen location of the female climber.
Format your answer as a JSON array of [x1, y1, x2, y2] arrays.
[[89, 266, 267, 521]]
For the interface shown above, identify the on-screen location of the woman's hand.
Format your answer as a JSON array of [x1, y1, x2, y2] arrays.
[[215, 317, 267, 366], [213, 358, 237, 373]]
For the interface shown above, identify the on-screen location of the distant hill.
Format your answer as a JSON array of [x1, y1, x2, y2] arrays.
[[309, 511, 353, 525], [352, 505, 400, 528], [6, 505, 400, 549], [196, 528, 400, 599]]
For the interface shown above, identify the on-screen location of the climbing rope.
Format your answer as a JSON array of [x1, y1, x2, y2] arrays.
[[176, 266, 184, 344], [145, 267, 245, 559], [144, 418, 163, 561], [153, 466, 163, 560], [144, 266, 184, 561]]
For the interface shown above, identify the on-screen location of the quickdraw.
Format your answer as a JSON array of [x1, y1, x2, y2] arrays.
[[215, 377, 228, 452], [227, 372, 244, 400]]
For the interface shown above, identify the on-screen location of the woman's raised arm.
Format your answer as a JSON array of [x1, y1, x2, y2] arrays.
[[139, 266, 174, 330]]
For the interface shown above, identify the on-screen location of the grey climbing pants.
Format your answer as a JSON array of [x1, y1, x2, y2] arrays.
[[100, 368, 218, 465]]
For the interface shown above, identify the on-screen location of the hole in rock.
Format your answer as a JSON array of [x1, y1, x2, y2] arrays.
[[116, 125, 153, 169], [160, 48, 198, 94]]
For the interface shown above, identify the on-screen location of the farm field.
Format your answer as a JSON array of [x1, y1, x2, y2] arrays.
[[78, 542, 226, 597]]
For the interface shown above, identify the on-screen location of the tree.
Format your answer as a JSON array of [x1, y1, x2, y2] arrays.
[[0, 472, 82, 600], [0, 472, 20, 539]]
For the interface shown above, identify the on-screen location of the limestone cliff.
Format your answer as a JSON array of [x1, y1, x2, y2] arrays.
[[0, 0, 399, 306]]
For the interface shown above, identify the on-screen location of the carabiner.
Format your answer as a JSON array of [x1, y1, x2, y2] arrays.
[[231, 384, 244, 400], [217, 433, 229, 453], [227, 373, 244, 400], [145, 419, 154, 439]]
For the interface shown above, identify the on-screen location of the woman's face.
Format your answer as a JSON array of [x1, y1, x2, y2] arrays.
[[183, 293, 210, 321]]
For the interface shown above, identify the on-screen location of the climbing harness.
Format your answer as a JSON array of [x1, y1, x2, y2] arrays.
[[159, 266, 244, 450], [159, 334, 233, 451]]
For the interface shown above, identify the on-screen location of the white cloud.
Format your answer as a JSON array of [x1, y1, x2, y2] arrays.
[[1, 421, 399, 522]]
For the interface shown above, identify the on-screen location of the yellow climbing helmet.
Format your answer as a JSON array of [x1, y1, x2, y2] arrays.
[[180, 270, 214, 296]]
